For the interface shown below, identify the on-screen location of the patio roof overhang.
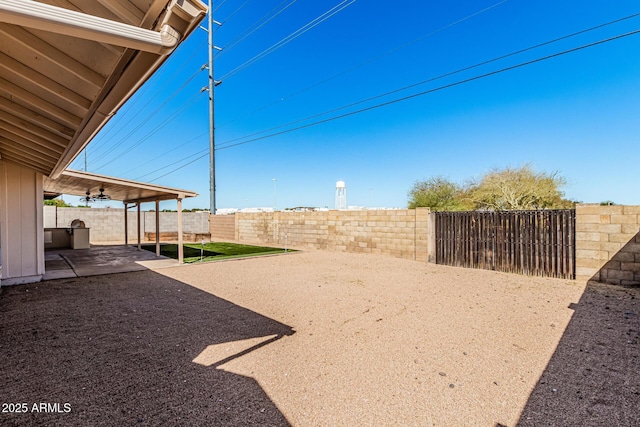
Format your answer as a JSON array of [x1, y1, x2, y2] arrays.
[[0, 0, 207, 179], [43, 169, 198, 204]]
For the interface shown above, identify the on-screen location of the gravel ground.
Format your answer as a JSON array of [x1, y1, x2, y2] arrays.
[[1, 251, 638, 426]]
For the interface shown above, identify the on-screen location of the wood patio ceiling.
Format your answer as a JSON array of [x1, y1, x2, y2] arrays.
[[43, 169, 197, 204], [0, 0, 206, 178]]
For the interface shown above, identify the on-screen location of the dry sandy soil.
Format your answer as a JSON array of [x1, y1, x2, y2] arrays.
[[1, 251, 638, 426]]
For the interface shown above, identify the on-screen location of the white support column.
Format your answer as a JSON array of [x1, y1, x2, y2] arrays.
[[123, 202, 128, 246], [137, 202, 141, 250], [177, 198, 184, 264], [155, 200, 160, 256]]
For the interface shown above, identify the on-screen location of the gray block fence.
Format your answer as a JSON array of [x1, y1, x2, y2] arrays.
[[44, 206, 210, 243]]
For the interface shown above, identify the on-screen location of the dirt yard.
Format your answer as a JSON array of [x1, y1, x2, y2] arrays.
[[1, 251, 638, 426]]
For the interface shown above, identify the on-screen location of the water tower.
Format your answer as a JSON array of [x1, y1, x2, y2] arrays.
[[335, 180, 347, 209]]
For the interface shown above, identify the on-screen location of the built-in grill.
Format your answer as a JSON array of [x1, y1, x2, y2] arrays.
[[68, 219, 89, 249], [69, 219, 86, 229]]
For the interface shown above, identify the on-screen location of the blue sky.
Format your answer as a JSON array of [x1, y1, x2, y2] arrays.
[[70, 0, 640, 210]]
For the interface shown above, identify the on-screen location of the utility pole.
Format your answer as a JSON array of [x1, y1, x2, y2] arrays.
[[207, 0, 216, 215], [201, 2, 221, 213]]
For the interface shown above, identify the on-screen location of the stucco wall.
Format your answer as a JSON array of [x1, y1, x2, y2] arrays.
[[0, 161, 44, 284], [210, 209, 432, 261], [44, 207, 210, 243], [576, 204, 640, 285]]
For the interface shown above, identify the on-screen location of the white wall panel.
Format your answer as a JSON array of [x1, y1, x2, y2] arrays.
[[0, 160, 44, 285]]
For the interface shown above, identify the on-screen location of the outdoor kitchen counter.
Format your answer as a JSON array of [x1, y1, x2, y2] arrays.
[[44, 227, 90, 250]]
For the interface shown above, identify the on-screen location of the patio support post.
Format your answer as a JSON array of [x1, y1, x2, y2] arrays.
[[155, 199, 160, 256], [137, 202, 141, 250], [177, 197, 183, 264], [123, 202, 128, 247]]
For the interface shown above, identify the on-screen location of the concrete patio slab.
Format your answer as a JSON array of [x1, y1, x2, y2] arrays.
[[42, 254, 77, 280], [44, 245, 179, 278]]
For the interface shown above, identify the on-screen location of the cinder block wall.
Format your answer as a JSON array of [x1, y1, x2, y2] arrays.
[[144, 211, 209, 234], [210, 214, 236, 241], [210, 208, 432, 261], [576, 204, 640, 285], [55, 208, 136, 242], [209, 205, 640, 282], [44, 207, 210, 243]]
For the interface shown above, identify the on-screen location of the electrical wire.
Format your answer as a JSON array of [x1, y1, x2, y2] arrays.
[[221, 0, 254, 24], [148, 152, 209, 182], [218, 0, 356, 81], [214, 28, 640, 152], [87, 36, 208, 158], [72, 0, 493, 170], [80, 1, 346, 173], [217, 0, 510, 127], [141, 26, 640, 182], [215, 0, 300, 58], [139, 148, 209, 181], [95, 91, 207, 173], [119, 131, 208, 176], [90, 68, 206, 170], [217, 12, 640, 147], [212, 0, 228, 14]]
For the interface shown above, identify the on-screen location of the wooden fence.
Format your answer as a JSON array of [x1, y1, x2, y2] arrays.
[[435, 210, 575, 279]]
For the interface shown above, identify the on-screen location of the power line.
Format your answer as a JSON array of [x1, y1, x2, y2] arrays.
[[215, 0, 300, 58], [212, 0, 228, 14], [148, 154, 208, 182], [125, 16, 640, 182], [73, 0, 496, 171], [217, 0, 511, 128], [214, 28, 640, 152], [95, 91, 206, 173], [221, 0, 254, 24], [119, 132, 207, 177], [87, 36, 208, 158], [143, 26, 640, 182], [144, 149, 209, 182], [77, 0, 343, 173], [90, 68, 206, 170], [217, 12, 640, 148], [218, 0, 356, 81]]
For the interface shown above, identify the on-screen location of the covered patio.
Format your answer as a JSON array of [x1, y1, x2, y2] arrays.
[[0, 0, 207, 285], [44, 169, 198, 264]]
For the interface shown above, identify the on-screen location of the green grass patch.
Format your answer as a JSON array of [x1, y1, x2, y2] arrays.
[[141, 242, 293, 263]]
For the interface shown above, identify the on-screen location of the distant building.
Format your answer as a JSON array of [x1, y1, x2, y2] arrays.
[[335, 181, 347, 209]]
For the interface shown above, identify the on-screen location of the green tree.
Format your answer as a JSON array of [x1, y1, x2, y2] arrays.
[[468, 165, 573, 210], [407, 176, 471, 211], [44, 198, 72, 207], [408, 166, 574, 211]]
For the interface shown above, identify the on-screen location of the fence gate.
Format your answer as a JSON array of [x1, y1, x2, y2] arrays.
[[435, 210, 575, 279]]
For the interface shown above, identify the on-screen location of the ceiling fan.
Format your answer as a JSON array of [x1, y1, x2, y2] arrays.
[[79, 188, 111, 204], [91, 188, 111, 201], [79, 191, 92, 204]]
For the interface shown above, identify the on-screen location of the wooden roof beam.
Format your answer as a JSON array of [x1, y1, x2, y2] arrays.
[[0, 78, 83, 129], [0, 24, 105, 89], [0, 117, 69, 150]]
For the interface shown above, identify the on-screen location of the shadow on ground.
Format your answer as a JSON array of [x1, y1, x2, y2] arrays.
[[0, 271, 294, 426], [517, 281, 639, 426]]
